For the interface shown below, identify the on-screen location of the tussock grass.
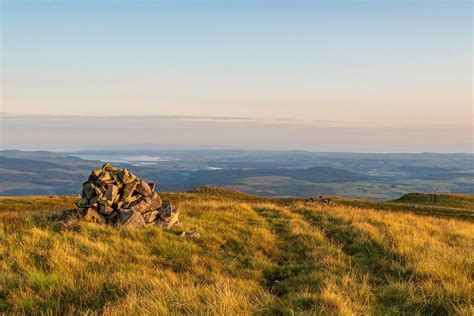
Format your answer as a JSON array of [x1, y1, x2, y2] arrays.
[[0, 192, 473, 315]]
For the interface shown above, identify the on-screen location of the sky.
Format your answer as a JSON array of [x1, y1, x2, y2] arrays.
[[1, 0, 473, 152]]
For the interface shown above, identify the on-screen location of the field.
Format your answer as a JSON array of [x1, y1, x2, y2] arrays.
[[0, 189, 473, 315]]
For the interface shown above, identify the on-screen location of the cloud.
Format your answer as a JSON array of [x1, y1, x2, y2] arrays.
[[1, 113, 346, 126], [1, 114, 471, 153]]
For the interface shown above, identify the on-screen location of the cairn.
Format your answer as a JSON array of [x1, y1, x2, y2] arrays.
[[58, 164, 178, 228], [306, 196, 336, 206]]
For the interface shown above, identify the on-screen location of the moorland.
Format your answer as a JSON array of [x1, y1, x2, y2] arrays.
[[1, 188, 472, 314]]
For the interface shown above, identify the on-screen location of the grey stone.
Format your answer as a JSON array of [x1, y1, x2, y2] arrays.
[[155, 200, 179, 230], [129, 198, 151, 213], [83, 207, 106, 225], [105, 184, 118, 202], [82, 182, 96, 200], [122, 181, 137, 201], [135, 180, 151, 196], [99, 204, 114, 215], [118, 210, 145, 228], [180, 231, 201, 238], [148, 192, 162, 210], [142, 210, 159, 223]]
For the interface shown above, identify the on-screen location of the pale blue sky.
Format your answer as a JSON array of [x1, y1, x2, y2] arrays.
[[1, 0, 472, 151]]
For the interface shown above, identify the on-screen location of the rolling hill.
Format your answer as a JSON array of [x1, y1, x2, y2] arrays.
[[392, 192, 474, 209], [0, 188, 472, 315], [1, 150, 473, 200]]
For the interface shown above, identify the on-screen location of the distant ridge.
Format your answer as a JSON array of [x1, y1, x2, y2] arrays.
[[187, 185, 259, 200], [392, 193, 474, 209]]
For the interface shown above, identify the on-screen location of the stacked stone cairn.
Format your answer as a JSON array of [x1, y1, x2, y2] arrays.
[[58, 164, 179, 228]]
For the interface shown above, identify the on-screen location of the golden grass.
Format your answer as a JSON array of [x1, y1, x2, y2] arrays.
[[0, 193, 473, 315]]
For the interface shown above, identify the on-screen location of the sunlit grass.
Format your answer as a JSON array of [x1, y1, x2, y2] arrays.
[[0, 192, 472, 314]]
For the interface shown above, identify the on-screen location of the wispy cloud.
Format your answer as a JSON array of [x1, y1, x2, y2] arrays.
[[1, 113, 471, 153], [1, 113, 347, 126]]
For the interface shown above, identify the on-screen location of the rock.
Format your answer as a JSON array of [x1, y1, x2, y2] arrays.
[[76, 197, 89, 208], [180, 231, 201, 238], [83, 207, 106, 225], [121, 168, 136, 184], [135, 180, 152, 196], [105, 184, 118, 202], [110, 171, 123, 184], [102, 163, 119, 172], [118, 210, 145, 228], [91, 168, 102, 179], [142, 210, 159, 223], [105, 211, 119, 225], [98, 197, 113, 207], [82, 182, 96, 200], [98, 170, 111, 181], [155, 200, 179, 230], [99, 204, 114, 215], [128, 197, 151, 213], [122, 181, 137, 201], [89, 195, 100, 204], [148, 192, 162, 210]]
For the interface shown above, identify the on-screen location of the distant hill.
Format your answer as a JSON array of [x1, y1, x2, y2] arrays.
[[392, 193, 474, 209], [0, 150, 97, 166], [186, 166, 369, 187], [1, 149, 472, 199], [0, 157, 89, 195], [187, 185, 260, 200]]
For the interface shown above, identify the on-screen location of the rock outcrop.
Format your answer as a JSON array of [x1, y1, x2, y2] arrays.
[[58, 164, 178, 228]]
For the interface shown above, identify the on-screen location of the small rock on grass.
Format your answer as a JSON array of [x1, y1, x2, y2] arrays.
[[180, 231, 201, 238]]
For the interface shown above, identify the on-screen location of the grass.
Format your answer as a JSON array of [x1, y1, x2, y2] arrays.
[[0, 188, 473, 315], [392, 192, 474, 209], [333, 195, 474, 222]]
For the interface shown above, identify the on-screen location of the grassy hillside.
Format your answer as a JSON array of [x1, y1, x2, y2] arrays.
[[334, 194, 474, 222], [0, 190, 473, 315], [392, 192, 474, 209]]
